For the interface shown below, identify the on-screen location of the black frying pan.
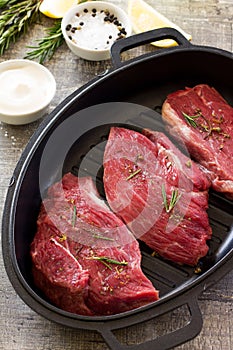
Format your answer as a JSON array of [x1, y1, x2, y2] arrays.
[[2, 28, 233, 350]]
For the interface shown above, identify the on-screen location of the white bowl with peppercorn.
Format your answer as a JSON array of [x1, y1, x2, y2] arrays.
[[61, 1, 132, 61]]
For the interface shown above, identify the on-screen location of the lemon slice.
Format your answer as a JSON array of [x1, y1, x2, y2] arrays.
[[128, 0, 192, 48], [39, 0, 78, 19]]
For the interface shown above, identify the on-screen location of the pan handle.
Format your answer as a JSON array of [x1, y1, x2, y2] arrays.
[[111, 27, 192, 68], [99, 298, 203, 350]]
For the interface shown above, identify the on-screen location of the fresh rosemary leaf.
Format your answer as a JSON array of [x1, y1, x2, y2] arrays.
[[126, 168, 142, 181], [161, 184, 169, 212], [0, 0, 40, 55], [89, 256, 128, 270], [182, 112, 200, 128], [92, 234, 115, 241], [25, 19, 64, 64], [170, 188, 181, 210], [71, 204, 77, 227], [162, 184, 181, 213]]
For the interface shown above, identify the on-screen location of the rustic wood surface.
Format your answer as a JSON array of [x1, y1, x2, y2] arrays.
[[0, 0, 232, 349]]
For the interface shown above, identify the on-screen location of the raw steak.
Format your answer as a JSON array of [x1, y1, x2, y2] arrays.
[[31, 173, 158, 316], [162, 84, 233, 199], [103, 127, 212, 266]]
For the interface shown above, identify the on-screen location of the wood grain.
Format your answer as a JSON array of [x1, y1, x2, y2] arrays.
[[0, 1, 232, 349]]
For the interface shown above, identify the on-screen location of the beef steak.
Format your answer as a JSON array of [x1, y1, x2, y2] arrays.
[[31, 173, 158, 316], [162, 84, 233, 199], [103, 127, 212, 266]]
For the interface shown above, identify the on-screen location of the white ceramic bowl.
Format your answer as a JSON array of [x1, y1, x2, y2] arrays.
[[61, 1, 132, 61], [0, 59, 56, 125]]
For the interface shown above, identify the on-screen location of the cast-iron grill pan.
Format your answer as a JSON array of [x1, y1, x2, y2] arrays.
[[2, 29, 233, 350]]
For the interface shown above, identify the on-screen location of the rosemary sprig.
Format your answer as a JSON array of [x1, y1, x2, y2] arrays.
[[0, 0, 41, 55], [182, 110, 223, 139], [25, 0, 97, 63], [182, 112, 201, 128], [162, 184, 181, 213], [89, 256, 128, 270], [25, 19, 64, 63]]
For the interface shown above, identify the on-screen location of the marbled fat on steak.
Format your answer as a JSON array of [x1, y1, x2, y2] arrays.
[[162, 84, 233, 199], [31, 173, 159, 316], [103, 127, 212, 266]]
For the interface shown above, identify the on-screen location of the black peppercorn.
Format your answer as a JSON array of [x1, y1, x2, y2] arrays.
[[66, 24, 72, 31]]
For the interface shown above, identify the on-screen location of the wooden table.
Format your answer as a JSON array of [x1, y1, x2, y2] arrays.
[[0, 1, 232, 349]]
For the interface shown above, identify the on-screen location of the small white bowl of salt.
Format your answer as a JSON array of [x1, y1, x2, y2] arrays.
[[61, 1, 132, 61]]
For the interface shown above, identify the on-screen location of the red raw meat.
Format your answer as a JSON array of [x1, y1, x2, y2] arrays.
[[103, 127, 212, 266], [162, 84, 233, 199], [31, 173, 158, 316]]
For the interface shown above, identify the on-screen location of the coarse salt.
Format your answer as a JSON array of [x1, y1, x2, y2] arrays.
[[65, 8, 127, 50]]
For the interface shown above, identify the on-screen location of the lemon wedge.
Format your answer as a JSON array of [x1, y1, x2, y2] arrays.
[[128, 0, 192, 48], [39, 0, 78, 19]]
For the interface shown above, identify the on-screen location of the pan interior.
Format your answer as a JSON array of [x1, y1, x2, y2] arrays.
[[14, 102, 232, 305]]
